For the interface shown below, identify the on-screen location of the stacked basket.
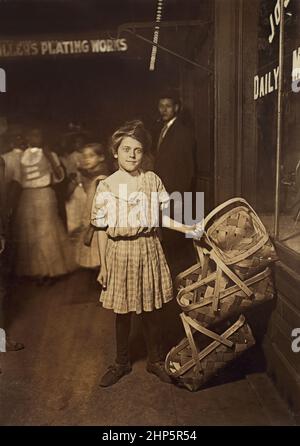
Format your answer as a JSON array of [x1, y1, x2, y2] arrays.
[[165, 198, 278, 391]]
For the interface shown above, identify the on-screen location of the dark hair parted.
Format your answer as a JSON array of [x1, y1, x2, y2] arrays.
[[110, 120, 152, 156], [158, 89, 181, 108]]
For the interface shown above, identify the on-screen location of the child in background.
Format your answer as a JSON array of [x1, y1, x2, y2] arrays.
[[73, 143, 110, 268], [62, 130, 88, 234]]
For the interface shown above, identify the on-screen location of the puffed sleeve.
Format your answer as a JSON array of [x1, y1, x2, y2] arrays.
[[153, 172, 170, 210], [91, 181, 109, 229]]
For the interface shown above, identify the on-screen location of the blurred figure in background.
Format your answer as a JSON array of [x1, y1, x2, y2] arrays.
[[60, 124, 88, 177], [1, 124, 27, 278], [60, 125, 89, 234], [0, 155, 24, 369], [1, 124, 27, 184], [12, 127, 76, 282], [0, 116, 8, 155], [69, 142, 110, 269]]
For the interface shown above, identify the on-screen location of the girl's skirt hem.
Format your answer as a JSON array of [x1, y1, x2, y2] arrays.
[[99, 292, 173, 315]]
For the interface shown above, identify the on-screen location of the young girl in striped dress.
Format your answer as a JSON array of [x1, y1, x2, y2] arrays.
[[91, 120, 199, 387]]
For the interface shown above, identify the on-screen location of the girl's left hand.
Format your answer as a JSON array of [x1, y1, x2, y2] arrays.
[[182, 224, 204, 240], [98, 266, 107, 290]]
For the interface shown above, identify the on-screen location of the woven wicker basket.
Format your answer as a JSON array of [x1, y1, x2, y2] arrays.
[[165, 315, 255, 391], [174, 198, 276, 326], [176, 266, 274, 327], [165, 198, 277, 391], [198, 198, 278, 279]]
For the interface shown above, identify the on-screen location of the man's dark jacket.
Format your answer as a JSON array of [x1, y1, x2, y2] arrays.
[[153, 119, 196, 277], [153, 118, 195, 194]]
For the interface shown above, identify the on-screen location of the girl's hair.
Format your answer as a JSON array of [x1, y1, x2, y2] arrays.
[[109, 120, 152, 156], [80, 142, 105, 156]]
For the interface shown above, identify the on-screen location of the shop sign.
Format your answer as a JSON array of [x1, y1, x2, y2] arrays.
[[0, 37, 128, 58], [254, 48, 300, 99], [268, 0, 291, 43], [254, 0, 300, 99], [254, 67, 279, 100]]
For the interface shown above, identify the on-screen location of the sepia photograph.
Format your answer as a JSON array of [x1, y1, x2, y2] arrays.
[[0, 0, 299, 430]]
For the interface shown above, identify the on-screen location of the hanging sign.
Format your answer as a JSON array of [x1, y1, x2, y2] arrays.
[[0, 36, 128, 58]]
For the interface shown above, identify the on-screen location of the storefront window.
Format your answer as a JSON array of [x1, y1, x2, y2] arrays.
[[279, 0, 300, 253], [256, 0, 300, 255]]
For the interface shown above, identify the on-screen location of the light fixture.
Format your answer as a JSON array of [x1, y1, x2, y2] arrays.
[[149, 0, 164, 71]]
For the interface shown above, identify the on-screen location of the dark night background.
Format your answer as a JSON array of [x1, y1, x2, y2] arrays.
[[0, 0, 212, 151]]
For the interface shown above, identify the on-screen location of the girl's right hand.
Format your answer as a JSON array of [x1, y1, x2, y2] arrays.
[[99, 267, 107, 290]]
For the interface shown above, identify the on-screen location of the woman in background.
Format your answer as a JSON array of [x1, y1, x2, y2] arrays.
[[13, 128, 75, 281]]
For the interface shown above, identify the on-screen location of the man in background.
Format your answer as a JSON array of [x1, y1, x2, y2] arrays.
[[153, 91, 196, 277], [154, 91, 195, 195]]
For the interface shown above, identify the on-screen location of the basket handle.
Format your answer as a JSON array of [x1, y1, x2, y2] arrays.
[[204, 197, 262, 227]]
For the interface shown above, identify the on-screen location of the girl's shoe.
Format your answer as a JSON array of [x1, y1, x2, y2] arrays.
[[146, 361, 173, 384], [99, 363, 132, 387]]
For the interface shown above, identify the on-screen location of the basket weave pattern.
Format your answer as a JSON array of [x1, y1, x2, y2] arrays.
[[165, 198, 277, 391]]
